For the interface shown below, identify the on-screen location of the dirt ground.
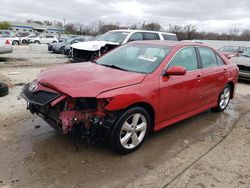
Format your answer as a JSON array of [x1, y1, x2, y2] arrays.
[[0, 45, 250, 188]]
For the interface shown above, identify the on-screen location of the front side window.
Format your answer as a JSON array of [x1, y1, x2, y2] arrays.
[[168, 47, 198, 71], [198, 47, 218, 68], [96, 44, 171, 74], [143, 33, 160, 40], [95, 31, 130, 44], [128, 32, 143, 42]]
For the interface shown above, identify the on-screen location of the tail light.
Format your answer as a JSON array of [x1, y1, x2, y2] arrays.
[[5, 40, 10, 45]]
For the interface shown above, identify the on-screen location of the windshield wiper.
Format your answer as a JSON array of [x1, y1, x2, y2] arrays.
[[100, 64, 128, 71]]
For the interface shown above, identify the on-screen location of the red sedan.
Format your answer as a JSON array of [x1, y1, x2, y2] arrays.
[[20, 41, 239, 154]]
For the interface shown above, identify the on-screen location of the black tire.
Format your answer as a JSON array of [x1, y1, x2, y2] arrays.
[[12, 40, 19, 45], [212, 84, 231, 112], [0, 83, 9, 97], [52, 41, 57, 43], [22, 39, 27, 43], [34, 40, 40, 44], [110, 106, 151, 154], [59, 46, 65, 53]]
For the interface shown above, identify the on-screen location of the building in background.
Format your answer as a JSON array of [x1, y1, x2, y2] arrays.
[[9, 22, 64, 34]]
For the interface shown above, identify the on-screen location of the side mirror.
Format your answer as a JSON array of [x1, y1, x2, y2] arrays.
[[164, 66, 186, 76]]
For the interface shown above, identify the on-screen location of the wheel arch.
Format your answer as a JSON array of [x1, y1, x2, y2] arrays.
[[125, 102, 155, 131], [227, 81, 235, 99]]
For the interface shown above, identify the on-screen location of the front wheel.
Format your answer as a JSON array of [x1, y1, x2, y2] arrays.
[[212, 84, 231, 112], [110, 107, 150, 154]]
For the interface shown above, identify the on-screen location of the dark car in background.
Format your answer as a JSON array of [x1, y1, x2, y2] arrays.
[[218, 46, 247, 58], [52, 37, 88, 53], [231, 48, 250, 81]]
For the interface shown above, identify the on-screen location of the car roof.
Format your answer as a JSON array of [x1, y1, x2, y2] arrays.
[[130, 40, 207, 48], [108, 29, 177, 36]]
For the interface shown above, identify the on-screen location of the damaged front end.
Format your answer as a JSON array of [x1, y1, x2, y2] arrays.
[[70, 41, 120, 62], [19, 82, 117, 142]]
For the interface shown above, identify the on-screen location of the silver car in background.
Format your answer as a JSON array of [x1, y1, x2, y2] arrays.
[[231, 48, 250, 81]]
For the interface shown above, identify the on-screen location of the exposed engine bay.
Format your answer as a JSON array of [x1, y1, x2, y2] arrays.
[[20, 83, 118, 143]]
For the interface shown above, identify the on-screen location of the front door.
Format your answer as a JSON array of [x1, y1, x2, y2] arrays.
[[159, 47, 202, 123]]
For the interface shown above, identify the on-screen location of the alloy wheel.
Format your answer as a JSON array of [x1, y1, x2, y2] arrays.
[[119, 113, 147, 149], [219, 87, 230, 109]]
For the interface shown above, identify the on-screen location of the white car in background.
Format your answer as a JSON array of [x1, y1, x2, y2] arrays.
[[0, 35, 20, 45], [0, 38, 13, 54], [29, 35, 59, 44], [70, 29, 178, 61]]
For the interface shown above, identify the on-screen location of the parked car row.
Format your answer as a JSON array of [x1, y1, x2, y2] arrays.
[[48, 36, 91, 53]]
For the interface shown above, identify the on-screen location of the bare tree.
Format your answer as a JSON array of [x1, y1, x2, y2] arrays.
[[228, 28, 240, 40], [142, 22, 161, 31], [184, 24, 197, 40]]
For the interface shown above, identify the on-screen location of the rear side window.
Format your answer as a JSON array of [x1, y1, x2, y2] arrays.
[[143, 33, 160, 40], [198, 47, 218, 68], [128, 32, 143, 42], [168, 47, 198, 71], [162, 34, 178, 41], [216, 54, 225, 66]]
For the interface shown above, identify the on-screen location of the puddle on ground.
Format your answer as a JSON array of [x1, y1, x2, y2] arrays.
[[0, 94, 248, 187]]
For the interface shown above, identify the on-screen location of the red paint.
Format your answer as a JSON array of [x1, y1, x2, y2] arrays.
[[35, 41, 238, 132]]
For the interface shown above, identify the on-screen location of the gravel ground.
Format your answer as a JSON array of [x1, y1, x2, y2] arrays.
[[0, 45, 250, 188]]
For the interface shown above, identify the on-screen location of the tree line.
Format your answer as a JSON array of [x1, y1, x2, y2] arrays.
[[64, 21, 250, 41], [1, 20, 250, 41]]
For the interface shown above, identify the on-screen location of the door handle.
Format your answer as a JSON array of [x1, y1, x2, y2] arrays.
[[196, 74, 202, 82]]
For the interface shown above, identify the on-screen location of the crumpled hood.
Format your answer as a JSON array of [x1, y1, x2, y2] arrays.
[[71, 40, 119, 51], [231, 56, 250, 66], [37, 62, 146, 98]]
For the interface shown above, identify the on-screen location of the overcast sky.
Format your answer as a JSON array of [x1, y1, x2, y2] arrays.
[[0, 0, 250, 33]]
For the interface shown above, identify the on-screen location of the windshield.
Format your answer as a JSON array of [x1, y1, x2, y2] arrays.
[[96, 44, 171, 74], [95, 31, 130, 44], [219, 46, 239, 52], [242, 49, 250, 57]]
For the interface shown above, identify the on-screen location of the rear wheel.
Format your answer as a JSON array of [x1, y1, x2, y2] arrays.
[[212, 84, 231, 112], [110, 107, 150, 154], [12, 40, 19, 45], [34, 40, 40, 44]]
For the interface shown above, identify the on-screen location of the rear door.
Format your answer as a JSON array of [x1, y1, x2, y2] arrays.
[[197, 47, 228, 106], [159, 47, 203, 122]]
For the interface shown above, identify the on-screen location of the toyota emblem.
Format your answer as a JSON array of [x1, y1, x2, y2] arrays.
[[29, 83, 38, 92]]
